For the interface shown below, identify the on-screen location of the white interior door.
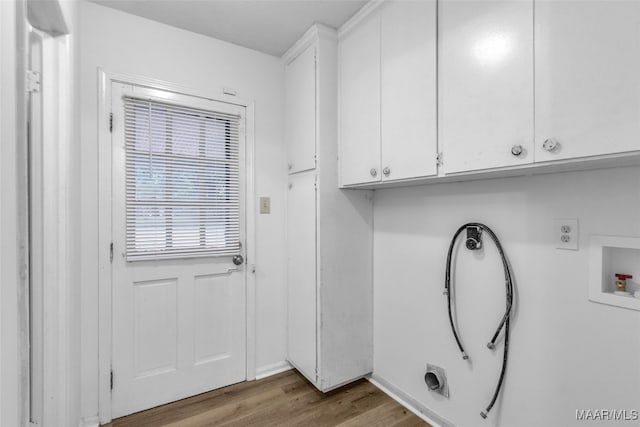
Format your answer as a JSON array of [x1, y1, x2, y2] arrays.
[[110, 83, 247, 418]]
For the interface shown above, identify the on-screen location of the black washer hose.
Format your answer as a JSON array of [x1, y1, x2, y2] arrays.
[[443, 223, 514, 419]]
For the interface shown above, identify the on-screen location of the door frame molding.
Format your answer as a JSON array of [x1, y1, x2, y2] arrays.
[[97, 69, 257, 424]]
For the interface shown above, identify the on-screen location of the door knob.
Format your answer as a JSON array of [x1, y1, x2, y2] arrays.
[[232, 255, 244, 266], [383, 167, 391, 176], [370, 168, 378, 177], [511, 145, 524, 156], [542, 138, 560, 152]]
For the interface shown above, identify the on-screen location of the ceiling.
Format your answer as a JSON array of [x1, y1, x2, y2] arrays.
[[90, 0, 367, 57]]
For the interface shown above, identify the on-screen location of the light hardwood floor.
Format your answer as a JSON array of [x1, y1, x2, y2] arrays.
[[106, 369, 430, 427]]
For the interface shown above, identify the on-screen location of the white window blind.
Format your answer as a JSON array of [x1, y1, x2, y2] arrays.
[[123, 96, 241, 261]]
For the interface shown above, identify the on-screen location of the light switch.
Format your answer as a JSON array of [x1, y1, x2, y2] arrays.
[[259, 197, 271, 214]]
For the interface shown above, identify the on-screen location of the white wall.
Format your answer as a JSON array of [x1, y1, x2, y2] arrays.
[[373, 167, 640, 427], [78, 1, 287, 421]]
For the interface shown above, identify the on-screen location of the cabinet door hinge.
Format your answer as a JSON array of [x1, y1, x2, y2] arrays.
[[26, 70, 41, 93], [110, 369, 114, 391], [109, 242, 114, 263], [436, 152, 443, 166], [109, 113, 114, 133]]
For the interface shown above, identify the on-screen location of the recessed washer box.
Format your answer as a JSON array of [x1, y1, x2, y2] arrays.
[[589, 235, 640, 311]]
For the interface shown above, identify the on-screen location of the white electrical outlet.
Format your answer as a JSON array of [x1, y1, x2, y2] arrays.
[[554, 219, 578, 250]]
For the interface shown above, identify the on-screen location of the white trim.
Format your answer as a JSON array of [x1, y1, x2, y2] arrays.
[[367, 374, 455, 427], [78, 415, 100, 427], [245, 101, 257, 381], [282, 23, 336, 65], [255, 361, 292, 381], [337, 0, 385, 39], [97, 69, 257, 424]]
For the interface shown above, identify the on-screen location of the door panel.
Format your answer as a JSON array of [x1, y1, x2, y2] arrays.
[[194, 274, 232, 363], [286, 173, 317, 382], [133, 278, 178, 378], [286, 44, 316, 174], [535, 1, 640, 161], [381, 0, 438, 181], [111, 83, 246, 418], [439, 0, 534, 173], [339, 13, 381, 186]]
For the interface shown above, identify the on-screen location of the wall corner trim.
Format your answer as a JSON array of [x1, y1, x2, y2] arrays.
[[79, 415, 100, 427], [282, 23, 337, 65], [255, 361, 293, 380], [337, 0, 385, 39]]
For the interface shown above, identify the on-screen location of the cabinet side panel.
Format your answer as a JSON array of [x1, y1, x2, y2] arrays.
[[318, 188, 373, 390], [318, 32, 374, 389]]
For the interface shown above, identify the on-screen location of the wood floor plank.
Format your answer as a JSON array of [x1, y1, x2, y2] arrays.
[[105, 369, 430, 427]]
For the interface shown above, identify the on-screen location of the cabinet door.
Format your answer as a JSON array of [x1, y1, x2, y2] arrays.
[[339, 13, 381, 186], [535, 1, 640, 162], [439, 0, 533, 174], [285, 44, 316, 174], [286, 173, 317, 381], [381, 0, 437, 181]]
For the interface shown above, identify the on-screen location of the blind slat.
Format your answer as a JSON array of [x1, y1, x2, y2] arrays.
[[124, 96, 241, 261]]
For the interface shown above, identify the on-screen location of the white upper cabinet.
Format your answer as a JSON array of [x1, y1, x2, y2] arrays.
[[340, 1, 438, 186], [535, 1, 640, 162], [339, 12, 381, 186], [439, 0, 534, 174], [381, 0, 437, 181], [285, 44, 317, 174]]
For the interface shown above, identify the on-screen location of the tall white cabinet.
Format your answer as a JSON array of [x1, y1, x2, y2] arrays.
[[284, 24, 373, 392]]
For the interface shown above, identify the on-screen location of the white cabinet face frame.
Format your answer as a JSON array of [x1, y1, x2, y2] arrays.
[[96, 70, 257, 424], [285, 44, 317, 174], [339, 12, 382, 186], [438, 0, 534, 174], [534, 0, 640, 162], [380, 0, 438, 182]]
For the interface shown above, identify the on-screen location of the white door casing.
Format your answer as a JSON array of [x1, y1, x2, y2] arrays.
[[110, 83, 247, 418]]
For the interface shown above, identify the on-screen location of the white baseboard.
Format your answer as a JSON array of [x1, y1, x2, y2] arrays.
[[367, 374, 454, 427], [79, 415, 100, 427], [255, 360, 293, 380]]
